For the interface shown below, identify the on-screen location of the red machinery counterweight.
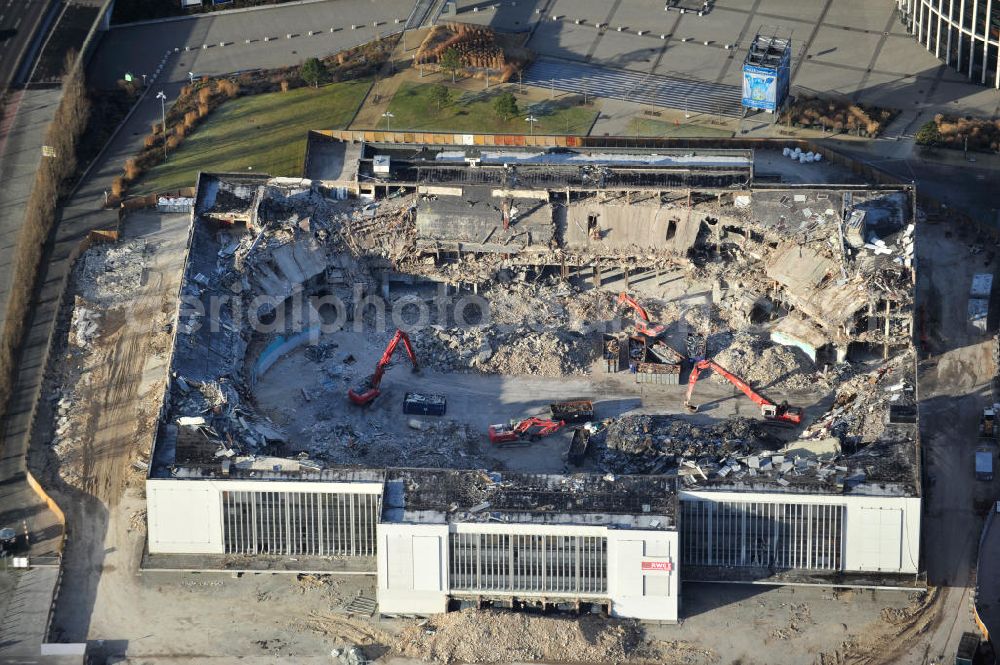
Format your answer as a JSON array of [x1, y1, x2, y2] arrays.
[[488, 417, 566, 445]]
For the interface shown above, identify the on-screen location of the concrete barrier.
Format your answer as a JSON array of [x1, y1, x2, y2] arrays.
[[25, 471, 65, 551], [251, 328, 321, 384]]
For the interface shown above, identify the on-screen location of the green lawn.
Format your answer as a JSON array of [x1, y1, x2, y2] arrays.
[[134, 79, 372, 194], [385, 81, 597, 135], [626, 117, 734, 138]]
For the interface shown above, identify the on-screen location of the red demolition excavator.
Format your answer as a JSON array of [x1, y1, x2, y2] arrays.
[[488, 417, 566, 445], [617, 292, 667, 339], [684, 359, 803, 425], [348, 329, 419, 406]]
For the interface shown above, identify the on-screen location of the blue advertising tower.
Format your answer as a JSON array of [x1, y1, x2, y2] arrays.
[[741, 32, 791, 113]]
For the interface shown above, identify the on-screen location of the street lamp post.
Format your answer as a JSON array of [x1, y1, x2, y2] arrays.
[[382, 111, 394, 131], [525, 115, 538, 136], [156, 90, 167, 162]]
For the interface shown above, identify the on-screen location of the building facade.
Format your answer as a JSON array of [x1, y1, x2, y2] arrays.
[[897, 0, 1000, 88]]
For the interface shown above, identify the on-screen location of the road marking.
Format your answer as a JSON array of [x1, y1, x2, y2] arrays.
[[13, 16, 20, 29]]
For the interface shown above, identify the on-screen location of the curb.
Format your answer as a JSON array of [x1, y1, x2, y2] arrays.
[[10, 0, 61, 87], [111, 0, 339, 29]]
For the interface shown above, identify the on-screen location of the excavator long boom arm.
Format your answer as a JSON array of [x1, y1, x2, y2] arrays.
[[348, 329, 419, 406], [369, 329, 418, 391], [617, 292, 651, 322], [684, 359, 803, 424]]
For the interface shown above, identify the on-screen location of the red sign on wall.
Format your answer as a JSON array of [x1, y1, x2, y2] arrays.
[[641, 560, 674, 572]]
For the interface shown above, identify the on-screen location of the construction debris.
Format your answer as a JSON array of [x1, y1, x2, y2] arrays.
[[145, 167, 918, 498], [392, 609, 709, 664], [75, 238, 147, 307]]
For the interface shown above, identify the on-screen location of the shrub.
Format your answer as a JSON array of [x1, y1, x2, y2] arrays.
[[300, 57, 326, 88], [197, 87, 212, 105], [492, 91, 518, 121], [216, 79, 239, 98], [111, 176, 125, 199], [0, 54, 90, 431], [143, 134, 158, 149], [280, 79, 290, 92], [165, 135, 180, 151], [914, 120, 941, 146], [124, 158, 142, 181], [197, 102, 209, 118], [183, 110, 199, 130]]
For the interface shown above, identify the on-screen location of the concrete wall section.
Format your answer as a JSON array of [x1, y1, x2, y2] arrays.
[[680, 490, 921, 574], [606, 529, 680, 623], [377, 522, 450, 615], [146, 478, 384, 554], [378, 521, 679, 622], [147, 479, 224, 554]]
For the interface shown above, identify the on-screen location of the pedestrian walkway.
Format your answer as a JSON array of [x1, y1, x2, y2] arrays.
[[522, 57, 742, 117]]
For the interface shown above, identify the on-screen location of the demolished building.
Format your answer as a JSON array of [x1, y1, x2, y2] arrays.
[[144, 136, 922, 624]]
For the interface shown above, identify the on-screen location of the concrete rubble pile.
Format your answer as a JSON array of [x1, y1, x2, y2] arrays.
[[330, 646, 367, 665], [70, 297, 101, 349], [392, 607, 697, 664], [51, 388, 86, 486], [598, 382, 916, 491], [693, 190, 914, 361], [75, 239, 147, 307], [169, 377, 288, 463], [599, 415, 783, 475], [709, 330, 820, 392], [300, 419, 489, 469], [411, 325, 596, 377], [801, 349, 916, 446]]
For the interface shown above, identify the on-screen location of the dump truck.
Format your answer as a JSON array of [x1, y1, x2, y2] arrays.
[[567, 428, 591, 466], [550, 400, 594, 424], [980, 406, 997, 439], [976, 448, 994, 481], [402, 392, 447, 416]]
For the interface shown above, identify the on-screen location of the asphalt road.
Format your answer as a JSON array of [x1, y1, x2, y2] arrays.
[[0, 0, 55, 87], [89, 0, 416, 89]]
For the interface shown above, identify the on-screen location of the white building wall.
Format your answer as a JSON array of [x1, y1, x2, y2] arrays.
[[606, 529, 680, 622], [146, 478, 383, 554], [376, 522, 450, 614], [377, 521, 679, 622], [680, 490, 921, 574]]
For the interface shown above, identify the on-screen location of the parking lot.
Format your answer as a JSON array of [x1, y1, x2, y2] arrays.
[[453, 0, 1000, 116]]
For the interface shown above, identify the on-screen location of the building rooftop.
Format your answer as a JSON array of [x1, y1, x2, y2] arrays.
[[382, 468, 677, 530]]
